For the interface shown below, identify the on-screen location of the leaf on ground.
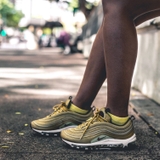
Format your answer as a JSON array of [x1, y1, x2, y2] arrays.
[[19, 132, 24, 136], [6, 130, 12, 133], [1, 145, 9, 148], [147, 113, 154, 116], [24, 124, 28, 127], [7, 142, 14, 144], [15, 112, 21, 115]]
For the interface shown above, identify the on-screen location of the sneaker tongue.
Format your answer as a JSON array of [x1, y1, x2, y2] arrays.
[[99, 108, 111, 121], [65, 99, 70, 107]]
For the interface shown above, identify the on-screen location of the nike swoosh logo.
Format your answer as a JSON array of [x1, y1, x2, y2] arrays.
[[97, 136, 106, 141]]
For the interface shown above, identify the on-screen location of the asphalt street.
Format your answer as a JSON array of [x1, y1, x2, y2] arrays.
[[0, 48, 160, 160]]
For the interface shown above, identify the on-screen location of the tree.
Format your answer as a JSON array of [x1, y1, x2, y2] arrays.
[[0, 0, 24, 27], [47, 0, 99, 19], [72, 0, 99, 19]]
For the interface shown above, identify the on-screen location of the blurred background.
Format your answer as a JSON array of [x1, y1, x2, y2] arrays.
[[0, 0, 105, 100], [0, 0, 101, 55], [1, 0, 160, 103]]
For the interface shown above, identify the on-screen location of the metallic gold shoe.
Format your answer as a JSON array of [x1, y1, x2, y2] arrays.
[[30, 97, 93, 136], [61, 108, 136, 149]]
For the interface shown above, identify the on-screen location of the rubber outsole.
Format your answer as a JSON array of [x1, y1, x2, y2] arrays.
[[62, 134, 136, 150], [30, 125, 77, 136]]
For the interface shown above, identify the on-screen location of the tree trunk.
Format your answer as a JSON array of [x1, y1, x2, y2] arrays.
[[78, 0, 90, 19]]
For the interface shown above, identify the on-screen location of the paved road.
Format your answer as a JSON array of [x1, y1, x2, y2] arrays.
[[0, 48, 160, 160]]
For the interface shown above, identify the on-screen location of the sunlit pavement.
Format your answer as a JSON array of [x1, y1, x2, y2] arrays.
[[0, 42, 27, 50], [0, 48, 160, 160]]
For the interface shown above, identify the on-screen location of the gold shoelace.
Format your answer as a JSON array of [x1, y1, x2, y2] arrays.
[[48, 101, 68, 117], [79, 108, 102, 139]]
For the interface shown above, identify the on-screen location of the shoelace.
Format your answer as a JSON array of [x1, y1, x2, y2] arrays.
[[79, 108, 102, 139], [48, 101, 67, 117]]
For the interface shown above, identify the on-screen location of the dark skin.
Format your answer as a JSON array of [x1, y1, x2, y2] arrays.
[[73, 1, 160, 117]]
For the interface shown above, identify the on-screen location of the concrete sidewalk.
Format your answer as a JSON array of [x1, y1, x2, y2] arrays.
[[0, 48, 160, 160]]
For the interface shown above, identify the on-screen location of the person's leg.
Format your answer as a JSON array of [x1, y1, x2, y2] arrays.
[[101, 0, 160, 117], [61, 1, 160, 148], [73, 9, 160, 110], [31, 5, 160, 136], [73, 23, 106, 110]]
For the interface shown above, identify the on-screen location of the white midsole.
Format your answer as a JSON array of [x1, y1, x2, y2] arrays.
[[32, 125, 77, 134], [62, 134, 136, 147]]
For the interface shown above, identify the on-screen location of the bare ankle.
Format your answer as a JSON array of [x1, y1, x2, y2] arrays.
[[72, 98, 92, 110], [106, 106, 128, 117]]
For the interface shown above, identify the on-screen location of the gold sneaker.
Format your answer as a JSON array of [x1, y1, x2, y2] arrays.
[[31, 97, 93, 136], [61, 108, 136, 149]]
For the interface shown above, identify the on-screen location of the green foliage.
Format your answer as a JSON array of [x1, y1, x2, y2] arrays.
[[47, 0, 99, 19], [68, 0, 99, 18], [0, 0, 24, 27], [69, 0, 79, 9], [69, 0, 99, 10]]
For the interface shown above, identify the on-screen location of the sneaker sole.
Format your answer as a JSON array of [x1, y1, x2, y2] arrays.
[[31, 125, 77, 136], [62, 134, 136, 150]]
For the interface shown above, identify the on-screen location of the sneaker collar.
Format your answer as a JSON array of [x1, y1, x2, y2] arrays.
[[65, 96, 72, 108], [94, 108, 111, 122]]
